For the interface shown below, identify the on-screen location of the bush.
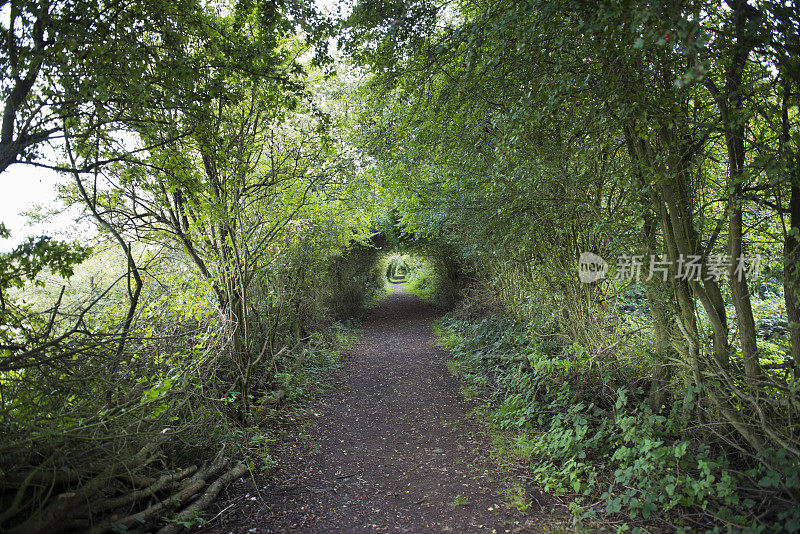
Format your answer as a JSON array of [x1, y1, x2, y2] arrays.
[[434, 311, 800, 532]]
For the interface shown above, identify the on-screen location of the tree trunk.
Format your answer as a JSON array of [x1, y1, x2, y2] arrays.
[[622, 123, 678, 413], [729, 193, 760, 379], [716, 0, 760, 380], [660, 176, 730, 371], [642, 213, 677, 413], [786, 173, 800, 376]]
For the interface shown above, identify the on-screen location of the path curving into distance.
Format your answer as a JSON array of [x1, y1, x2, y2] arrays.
[[205, 285, 560, 533]]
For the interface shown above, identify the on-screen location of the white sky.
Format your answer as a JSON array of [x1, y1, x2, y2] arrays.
[[0, 164, 77, 252]]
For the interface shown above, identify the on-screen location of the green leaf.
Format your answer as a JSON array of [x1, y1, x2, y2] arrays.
[[758, 470, 781, 488]]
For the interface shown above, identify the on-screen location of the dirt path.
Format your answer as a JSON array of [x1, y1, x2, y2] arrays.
[[204, 286, 559, 533]]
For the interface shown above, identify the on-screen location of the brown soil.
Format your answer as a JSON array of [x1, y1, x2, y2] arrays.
[[201, 286, 563, 533]]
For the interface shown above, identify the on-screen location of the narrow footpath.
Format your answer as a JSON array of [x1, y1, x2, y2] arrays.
[[205, 286, 560, 533]]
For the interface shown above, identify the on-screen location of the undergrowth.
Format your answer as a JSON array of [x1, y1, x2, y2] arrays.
[[240, 318, 363, 465], [434, 313, 800, 533]]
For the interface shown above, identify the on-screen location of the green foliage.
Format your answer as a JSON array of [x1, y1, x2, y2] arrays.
[[0, 226, 92, 287], [435, 312, 800, 531], [502, 485, 531, 513], [0, 0, 334, 173], [451, 494, 470, 507], [0, 0, 384, 531], [0, 225, 93, 356], [403, 250, 462, 307], [327, 245, 387, 318], [404, 258, 435, 298]]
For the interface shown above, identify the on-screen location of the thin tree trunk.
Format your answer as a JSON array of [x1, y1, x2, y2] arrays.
[[661, 178, 730, 370], [622, 122, 678, 412], [642, 212, 677, 412], [729, 193, 760, 379], [710, 0, 760, 380], [786, 173, 800, 376]]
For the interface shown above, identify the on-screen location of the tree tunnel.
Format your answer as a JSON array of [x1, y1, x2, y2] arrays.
[[325, 217, 467, 317]]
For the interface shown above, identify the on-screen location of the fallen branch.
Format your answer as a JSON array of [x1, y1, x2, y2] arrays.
[[91, 466, 198, 515], [90, 455, 227, 534], [156, 463, 248, 534], [0, 460, 51, 525], [10, 441, 162, 534]]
